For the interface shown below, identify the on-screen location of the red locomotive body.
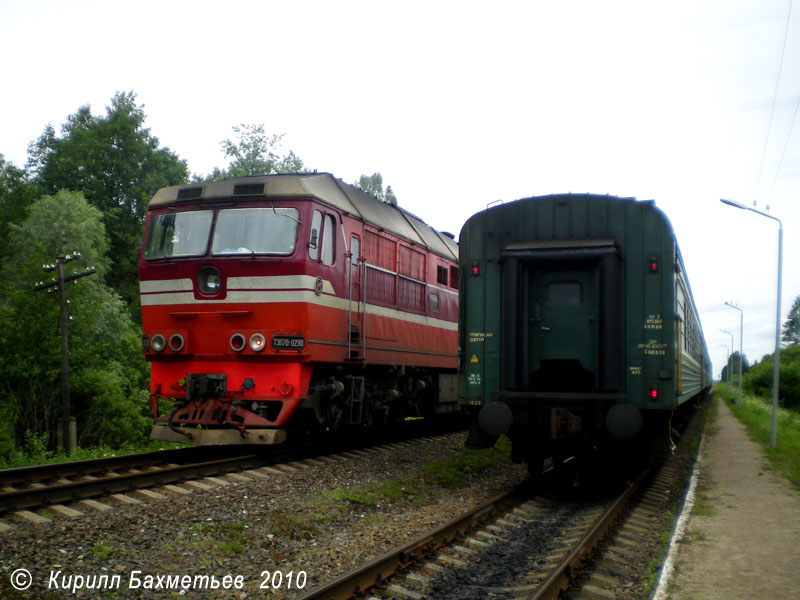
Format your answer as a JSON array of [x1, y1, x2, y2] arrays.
[[139, 173, 459, 445]]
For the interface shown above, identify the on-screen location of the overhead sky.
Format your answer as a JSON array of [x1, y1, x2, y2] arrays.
[[1, 0, 798, 377]]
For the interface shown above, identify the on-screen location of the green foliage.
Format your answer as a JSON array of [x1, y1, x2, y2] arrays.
[[720, 351, 749, 384], [355, 172, 398, 206], [743, 345, 800, 411], [199, 123, 306, 180], [783, 295, 800, 346], [0, 190, 149, 460], [26, 91, 188, 309], [0, 155, 37, 261]]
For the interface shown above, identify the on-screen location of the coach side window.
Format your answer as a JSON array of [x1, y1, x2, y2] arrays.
[[308, 210, 322, 260]]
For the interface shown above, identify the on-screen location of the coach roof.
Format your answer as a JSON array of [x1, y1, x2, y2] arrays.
[[149, 172, 457, 261]]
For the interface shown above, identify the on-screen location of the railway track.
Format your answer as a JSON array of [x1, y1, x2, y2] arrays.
[[0, 423, 466, 523], [0, 447, 281, 517], [291, 471, 642, 600], [292, 401, 707, 600]]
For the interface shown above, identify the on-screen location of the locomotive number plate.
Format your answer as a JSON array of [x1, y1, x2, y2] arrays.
[[272, 335, 306, 352]]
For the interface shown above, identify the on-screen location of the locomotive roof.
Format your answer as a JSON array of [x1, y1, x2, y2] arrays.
[[149, 173, 458, 262]]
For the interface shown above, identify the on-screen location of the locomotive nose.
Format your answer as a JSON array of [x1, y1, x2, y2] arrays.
[[478, 401, 514, 436]]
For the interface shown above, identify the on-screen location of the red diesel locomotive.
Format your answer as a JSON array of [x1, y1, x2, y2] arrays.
[[139, 173, 460, 445]]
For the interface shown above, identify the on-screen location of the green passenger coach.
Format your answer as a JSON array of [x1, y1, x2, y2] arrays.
[[458, 194, 711, 476]]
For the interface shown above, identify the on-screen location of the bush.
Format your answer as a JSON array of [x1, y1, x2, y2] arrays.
[[743, 345, 800, 411]]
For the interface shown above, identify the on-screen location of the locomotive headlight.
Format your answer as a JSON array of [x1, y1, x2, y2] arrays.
[[249, 333, 266, 352], [169, 333, 185, 352], [151, 334, 166, 353], [230, 333, 246, 352], [198, 266, 222, 294]]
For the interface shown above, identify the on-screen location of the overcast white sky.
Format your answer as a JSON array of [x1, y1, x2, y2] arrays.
[[1, 0, 798, 377]]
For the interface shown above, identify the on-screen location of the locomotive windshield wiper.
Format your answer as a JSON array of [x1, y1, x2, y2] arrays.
[[270, 202, 302, 224]]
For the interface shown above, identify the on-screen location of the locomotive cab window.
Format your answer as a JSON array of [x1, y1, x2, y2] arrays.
[[308, 210, 336, 265], [350, 235, 360, 265], [212, 207, 299, 255], [547, 281, 581, 306], [322, 214, 336, 266], [145, 210, 213, 259], [308, 210, 322, 260]]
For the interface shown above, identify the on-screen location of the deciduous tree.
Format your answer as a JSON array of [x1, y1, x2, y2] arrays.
[[0, 191, 149, 458], [26, 92, 188, 311], [200, 123, 305, 180], [782, 295, 800, 346], [356, 172, 397, 206]]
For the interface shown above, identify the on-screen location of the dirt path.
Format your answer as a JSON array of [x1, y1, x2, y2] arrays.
[[665, 398, 800, 599]]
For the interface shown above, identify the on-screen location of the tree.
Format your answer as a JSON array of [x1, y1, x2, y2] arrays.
[[355, 172, 398, 206], [743, 346, 800, 411], [26, 91, 188, 311], [0, 190, 149, 458], [0, 155, 37, 261], [782, 295, 800, 346], [200, 124, 306, 180], [720, 351, 749, 384]]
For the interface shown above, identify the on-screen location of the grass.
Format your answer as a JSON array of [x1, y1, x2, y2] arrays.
[[0, 432, 190, 470], [715, 383, 800, 492], [302, 437, 513, 525], [187, 521, 248, 563]]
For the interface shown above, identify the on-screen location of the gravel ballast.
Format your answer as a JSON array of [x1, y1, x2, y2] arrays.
[[0, 434, 527, 599]]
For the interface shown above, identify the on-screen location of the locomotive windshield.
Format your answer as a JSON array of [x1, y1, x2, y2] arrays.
[[144, 210, 213, 259], [212, 207, 299, 255], [144, 207, 300, 260]]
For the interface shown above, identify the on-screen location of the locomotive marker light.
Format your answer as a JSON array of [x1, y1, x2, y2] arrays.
[[151, 334, 167, 352], [169, 333, 185, 352], [724, 301, 744, 406], [720, 199, 782, 448], [34, 251, 97, 453], [230, 333, 246, 352], [249, 333, 267, 352]]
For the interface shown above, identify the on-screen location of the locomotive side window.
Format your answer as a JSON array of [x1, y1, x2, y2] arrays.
[[212, 207, 299, 255], [308, 210, 322, 260], [350, 236, 360, 265], [145, 210, 213, 259], [429, 292, 439, 312], [322, 214, 336, 266]]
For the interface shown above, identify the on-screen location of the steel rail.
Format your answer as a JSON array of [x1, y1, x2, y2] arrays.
[[0, 453, 265, 513], [526, 468, 650, 600], [293, 484, 528, 600], [0, 447, 213, 487]]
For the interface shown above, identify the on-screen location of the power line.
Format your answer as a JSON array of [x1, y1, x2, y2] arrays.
[[755, 0, 794, 207], [768, 91, 800, 206]]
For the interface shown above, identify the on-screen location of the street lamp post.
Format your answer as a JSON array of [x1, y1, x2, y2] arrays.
[[720, 199, 782, 448], [719, 344, 731, 383], [725, 301, 744, 405], [718, 329, 734, 385]]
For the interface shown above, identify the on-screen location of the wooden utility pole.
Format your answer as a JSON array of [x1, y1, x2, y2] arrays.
[[34, 251, 96, 453]]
